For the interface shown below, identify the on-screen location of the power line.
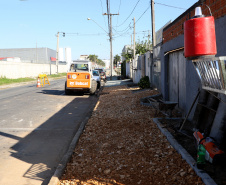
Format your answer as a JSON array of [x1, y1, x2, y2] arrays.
[[116, 0, 141, 27], [135, 5, 150, 24], [113, 4, 150, 38], [64, 32, 107, 36], [116, 0, 122, 27], [113, 22, 131, 33], [113, 27, 132, 39], [113, 25, 132, 36], [154, 2, 186, 10], [118, 0, 122, 14], [99, 0, 108, 29]]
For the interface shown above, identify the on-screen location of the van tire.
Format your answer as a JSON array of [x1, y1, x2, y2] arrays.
[[65, 82, 71, 95], [97, 81, 101, 89], [90, 80, 97, 95]]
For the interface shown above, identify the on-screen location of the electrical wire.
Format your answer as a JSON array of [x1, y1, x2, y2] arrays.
[[116, 0, 141, 27], [113, 22, 131, 33], [135, 5, 150, 24], [113, 28, 132, 39], [113, 4, 150, 39], [154, 2, 186, 10], [99, 0, 108, 29], [116, 0, 122, 27], [64, 33, 107, 36], [113, 29, 131, 38]]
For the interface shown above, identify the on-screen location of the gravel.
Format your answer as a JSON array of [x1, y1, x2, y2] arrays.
[[59, 86, 204, 185]]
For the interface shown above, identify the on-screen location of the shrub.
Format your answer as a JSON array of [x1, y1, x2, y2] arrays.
[[138, 76, 150, 89]]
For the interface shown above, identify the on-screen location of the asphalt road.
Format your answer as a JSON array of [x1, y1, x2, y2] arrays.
[[0, 79, 98, 185]]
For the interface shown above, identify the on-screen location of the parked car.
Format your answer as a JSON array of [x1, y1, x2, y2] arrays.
[[95, 68, 104, 73], [100, 71, 107, 82], [92, 70, 101, 89], [95, 68, 107, 82]]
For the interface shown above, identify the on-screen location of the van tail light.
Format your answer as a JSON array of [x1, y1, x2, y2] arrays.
[[68, 75, 72, 79], [85, 75, 89, 79]]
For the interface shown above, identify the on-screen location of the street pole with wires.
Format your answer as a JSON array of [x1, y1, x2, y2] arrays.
[[56, 32, 65, 74], [150, 0, 156, 86], [151, 0, 156, 47], [133, 17, 135, 79], [103, 13, 119, 80], [56, 32, 59, 74], [110, 15, 113, 80]]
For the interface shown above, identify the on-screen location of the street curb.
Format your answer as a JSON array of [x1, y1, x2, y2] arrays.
[[48, 98, 98, 185], [153, 118, 217, 185]]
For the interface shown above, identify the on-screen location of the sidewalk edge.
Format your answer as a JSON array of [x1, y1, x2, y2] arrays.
[[153, 118, 217, 185], [48, 98, 97, 185]]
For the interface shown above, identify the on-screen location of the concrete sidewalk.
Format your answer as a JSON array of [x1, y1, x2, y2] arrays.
[[105, 76, 134, 87]]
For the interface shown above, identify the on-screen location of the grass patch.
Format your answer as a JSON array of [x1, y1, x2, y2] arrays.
[[48, 73, 67, 78], [0, 77, 35, 86], [0, 73, 66, 86]]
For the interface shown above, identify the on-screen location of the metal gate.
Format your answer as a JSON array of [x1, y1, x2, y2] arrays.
[[168, 50, 186, 110]]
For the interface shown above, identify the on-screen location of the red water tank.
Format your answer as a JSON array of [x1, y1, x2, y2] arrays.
[[184, 16, 217, 58]]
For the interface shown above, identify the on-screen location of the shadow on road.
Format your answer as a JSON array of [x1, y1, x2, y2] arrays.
[[0, 131, 21, 140], [9, 95, 98, 185], [37, 90, 65, 95]]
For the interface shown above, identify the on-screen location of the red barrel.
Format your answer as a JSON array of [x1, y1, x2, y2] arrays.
[[184, 16, 217, 58]]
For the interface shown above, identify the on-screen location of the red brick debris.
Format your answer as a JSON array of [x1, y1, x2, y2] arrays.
[[59, 86, 204, 185]]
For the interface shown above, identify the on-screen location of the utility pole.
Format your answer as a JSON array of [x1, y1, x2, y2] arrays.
[[103, 13, 119, 80], [56, 32, 59, 74], [150, 0, 156, 86], [56, 32, 65, 74], [148, 30, 151, 50], [151, 0, 156, 48], [110, 15, 113, 80], [133, 17, 136, 75]]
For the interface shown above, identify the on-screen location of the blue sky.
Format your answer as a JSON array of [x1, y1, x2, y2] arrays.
[[1, 0, 198, 60]]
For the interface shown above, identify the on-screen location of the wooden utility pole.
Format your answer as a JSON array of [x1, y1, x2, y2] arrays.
[[103, 13, 119, 80]]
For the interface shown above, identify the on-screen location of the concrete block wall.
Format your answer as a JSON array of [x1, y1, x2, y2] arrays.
[[144, 52, 151, 79], [133, 69, 142, 84], [0, 61, 67, 79], [126, 61, 131, 78]]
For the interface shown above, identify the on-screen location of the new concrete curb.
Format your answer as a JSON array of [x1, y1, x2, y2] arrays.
[[48, 115, 90, 185], [153, 118, 217, 185], [48, 97, 98, 185]]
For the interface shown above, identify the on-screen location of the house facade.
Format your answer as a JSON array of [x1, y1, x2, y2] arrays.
[[123, 0, 226, 150]]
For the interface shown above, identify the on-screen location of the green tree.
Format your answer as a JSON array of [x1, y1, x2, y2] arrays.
[[121, 48, 133, 62], [88, 54, 98, 63], [114, 54, 121, 66], [135, 40, 151, 55], [96, 59, 105, 66], [88, 54, 105, 67], [121, 40, 152, 62]]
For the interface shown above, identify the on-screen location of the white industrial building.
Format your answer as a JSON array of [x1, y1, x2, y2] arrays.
[[0, 48, 56, 64]]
